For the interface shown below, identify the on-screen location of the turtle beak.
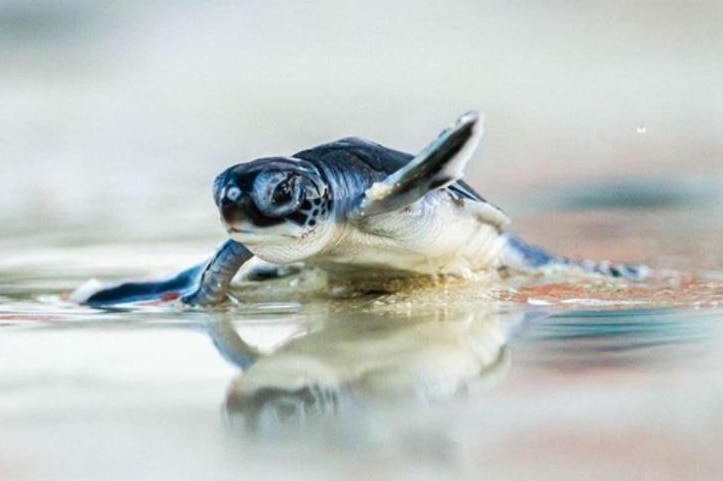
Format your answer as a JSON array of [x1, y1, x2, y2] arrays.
[[213, 167, 254, 226], [220, 201, 245, 227], [218, 187, 248, 227]]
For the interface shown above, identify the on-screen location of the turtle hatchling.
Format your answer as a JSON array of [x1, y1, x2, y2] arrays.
[[79, 111, 646, 307]]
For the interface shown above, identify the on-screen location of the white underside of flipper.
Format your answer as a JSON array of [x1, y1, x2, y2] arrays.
[[350, 111, 484, 219]]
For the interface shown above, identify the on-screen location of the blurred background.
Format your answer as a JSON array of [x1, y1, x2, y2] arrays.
[[1, 4, 723, 481], [0, 0, 721, 251]]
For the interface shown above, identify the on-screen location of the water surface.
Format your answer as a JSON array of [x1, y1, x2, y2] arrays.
[[1, 203, 722, 481]]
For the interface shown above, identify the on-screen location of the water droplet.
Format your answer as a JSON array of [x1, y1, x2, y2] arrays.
[[636, 125, 647, 134]]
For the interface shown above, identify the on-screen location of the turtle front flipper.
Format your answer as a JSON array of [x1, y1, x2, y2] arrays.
[[78, 240, 253, 307], [181, 240, 253, 305], [349, 111, 483, 219]]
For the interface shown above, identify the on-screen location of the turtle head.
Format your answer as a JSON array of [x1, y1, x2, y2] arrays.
[[213, 157, 334, 263]]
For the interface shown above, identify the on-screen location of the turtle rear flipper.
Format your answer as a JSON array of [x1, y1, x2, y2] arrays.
[[349, 111, 483, 219], [499, 233, 649, 280], [78, 240, 253, 307]]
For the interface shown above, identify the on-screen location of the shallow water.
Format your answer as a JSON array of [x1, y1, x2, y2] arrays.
[[1, 202, 722, 481]]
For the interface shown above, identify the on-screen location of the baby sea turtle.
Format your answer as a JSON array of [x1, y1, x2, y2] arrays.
[[80, 112, 645, 307]]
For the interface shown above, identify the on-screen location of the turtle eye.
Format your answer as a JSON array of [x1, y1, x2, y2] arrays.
[[252, 171, 303, 217]]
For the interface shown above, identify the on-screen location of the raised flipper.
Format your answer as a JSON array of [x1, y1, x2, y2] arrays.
[[499, 233, 649, 280], [79, 239, 253, 307], [349, 111, 483, 219]]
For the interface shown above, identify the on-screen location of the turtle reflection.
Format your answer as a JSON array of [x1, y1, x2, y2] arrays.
[[203, 306, 521, 432]]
